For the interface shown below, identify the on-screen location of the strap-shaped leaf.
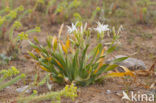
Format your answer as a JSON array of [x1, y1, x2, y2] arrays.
[[104, 71, 134, 78], [103, 64, 118, 72], [87, 44, 102, 68], [106, 45, 116, 54], [28, 51, 38, 60], [96, 64, 109, 76], [80, 44, 89, 71], [111, 56, 128, 64], [28, 40, 40, 49]]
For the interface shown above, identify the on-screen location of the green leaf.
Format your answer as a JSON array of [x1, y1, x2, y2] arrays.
[[80, 45, 89, 71], [87, 44, 102, 67], [111, 57, 128, 64], [96, 64, 108, 76], [28, 40, 39, 49], [28, 51, 38, 60], [103, 64, 118, 72], [106, 45, 116, 54]]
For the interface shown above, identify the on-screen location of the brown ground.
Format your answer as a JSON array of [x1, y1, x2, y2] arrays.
[[0, 0, 156, 103]]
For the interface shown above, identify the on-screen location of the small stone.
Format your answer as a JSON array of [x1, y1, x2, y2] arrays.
[[16, 85, 31, 93], [106, 55, 147, 71], [106, 90, 111, 94], [6, 86, 10, 89], [47, 82, 53, 90], [150, 83, 155, 89]]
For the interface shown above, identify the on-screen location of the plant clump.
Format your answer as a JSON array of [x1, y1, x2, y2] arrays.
[[29, 22, 130, 86]]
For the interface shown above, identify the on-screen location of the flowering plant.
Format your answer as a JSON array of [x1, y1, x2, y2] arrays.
[[94, 22, 110, 39], [29, 22, 129, 86]]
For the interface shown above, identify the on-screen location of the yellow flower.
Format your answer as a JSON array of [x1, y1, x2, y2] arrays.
[[13, 21, 22, 29], [17, 32, 28, 40]]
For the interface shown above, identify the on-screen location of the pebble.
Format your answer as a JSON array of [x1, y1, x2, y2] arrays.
[[16, 85, 31, 93], [106, 90, 112, 94]]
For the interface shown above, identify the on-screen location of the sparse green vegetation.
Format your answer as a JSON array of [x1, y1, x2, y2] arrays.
[[0, 67, 77, 103], [0, 66, 25, 91], [16, 83, 77, 103], [0, 0, 155, 102]]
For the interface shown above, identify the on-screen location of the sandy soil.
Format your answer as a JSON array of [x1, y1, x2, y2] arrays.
[[0, 0, 156, 102]]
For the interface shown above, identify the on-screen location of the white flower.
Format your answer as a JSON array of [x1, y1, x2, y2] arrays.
[[67, 23, 78, 33], [94, 22, 109, 34]]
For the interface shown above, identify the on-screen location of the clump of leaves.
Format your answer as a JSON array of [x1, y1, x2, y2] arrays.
[[16, 83, 77, 103], [0, 5, 32, 40], [0, 66, 26, 91], [29, 22, 130, 86]]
